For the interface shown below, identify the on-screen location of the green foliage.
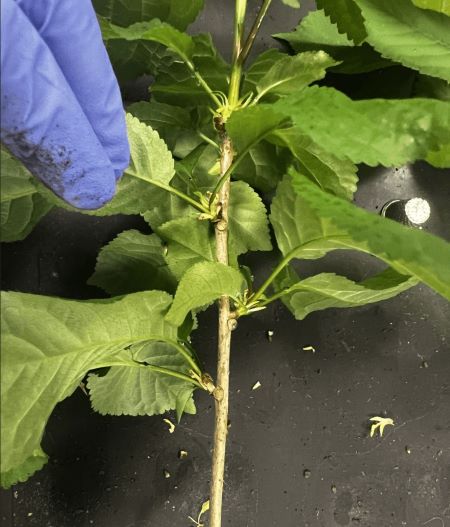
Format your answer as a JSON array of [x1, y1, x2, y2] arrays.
[[151, 33, 229, 106], [1, 149, 53, 242], [125, 113, 175, 184], [93, 0, 204, 81], [93, 0, 204, 30], [273, 86, 450, 166], [355, 0, 450, 82], [271, 171, 450, 299], [226, 106, 288, 159], [127, 101, 200, 157], [268, 128, 358, 200], [158, 217, 215, 279], [99, 17, 195, 62], [87, 341, 196, 420], [228, 182, 272, 256], [0, 290, 189, 487], [274, 266, 417, 319], [166, 262, 246, 326], [2, 0, 450, 492], [252, 51, 338, 102], [316, 0, 367, 44], [274, 10, 391, 74], [88, 230, 177, 295], [411, 0, 450, 16]]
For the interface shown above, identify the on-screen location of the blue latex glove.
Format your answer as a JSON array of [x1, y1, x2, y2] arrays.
[[1, 0, 130, 209]]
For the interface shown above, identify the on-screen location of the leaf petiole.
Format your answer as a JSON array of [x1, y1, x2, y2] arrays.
[[239, 0, 274, 66], [147, 179, 210, 214]]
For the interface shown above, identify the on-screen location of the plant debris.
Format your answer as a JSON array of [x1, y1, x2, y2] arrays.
[[369, 416, 394, 437], [266, 330, 274, 342], [163, 418, 175, 434], [251, 381, 262, 390], [178, 450, 188, 459], [302, 345, 316, 353], [188, 499, 210, 526]]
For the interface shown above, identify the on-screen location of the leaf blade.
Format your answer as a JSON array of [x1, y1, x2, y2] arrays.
[[166, 262, 246, 326], [273, 86, 450, 166], [1, 290, 179, 487], [355, 0, 450, 82]]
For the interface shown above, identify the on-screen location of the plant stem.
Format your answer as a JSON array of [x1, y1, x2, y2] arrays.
[[185, 60, 223, 108], [143, 364, 204, 388], [146, 179, 209, 213], [197, 131, 220, 150], [164, 338, 203, 376], [209, 4, 247, 525], [239, 0, 273, 66], [210, 134, 234, 527], [251, 251, 295, 302]]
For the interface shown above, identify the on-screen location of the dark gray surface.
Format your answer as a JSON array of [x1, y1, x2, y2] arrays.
[[1, 1, 450, 526]]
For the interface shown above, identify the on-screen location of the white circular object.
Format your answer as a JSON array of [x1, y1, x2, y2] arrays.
[[404, 198, 431, 225]]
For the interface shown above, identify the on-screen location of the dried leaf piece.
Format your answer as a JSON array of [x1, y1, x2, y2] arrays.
[[164, 418, 176, 434], [369, 416, 394, 437], [252, 381, 262, 390]]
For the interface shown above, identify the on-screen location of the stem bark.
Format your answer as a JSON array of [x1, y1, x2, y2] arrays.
[[209, 135, 234, 527]]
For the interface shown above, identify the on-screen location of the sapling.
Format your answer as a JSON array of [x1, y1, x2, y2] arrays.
[[1, 1, 450, 526]]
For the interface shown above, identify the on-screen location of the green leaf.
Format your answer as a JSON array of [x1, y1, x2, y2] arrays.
[[152, 34, 229, 106], [270, 170, 450, 299], [93, 0, 204, 81], [88, 230, 177, 295], [143, 145, 219, 230], [254, 51, 337, 101], [1, 149, 52, 242], [274, 10, 391, 74], [1, 148, 37, 201], [228, 182, 272, 256], [166, 262, 246, 326], [127, 100, 198, 156], [425, 144, 450, 167], [125, 113, 175, 184], [273, 86, 450, 166], [43, 115, 176, 217], [232, 141, 289, 193], [355, 0, 450, 82], [42, 114, 176, 216], [411, 0, 450, 16], [243, 49, 286, 94], [1, 194, 52, 243], [93, 0, 204, 30], [87, 341, 196, 417], [316, 0, 367, 44], [268, 128, 358, 200], [226, 106, 288, 159], [281, 0, 300, 7], [98, 17, 195, 63], [142, 186, 195, 230], [274, 266, 417, 319], [157, 217, 215, 279], [0, 290, 178, 487]]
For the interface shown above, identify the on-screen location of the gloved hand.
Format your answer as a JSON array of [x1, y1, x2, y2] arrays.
[[0, 0, 130, 209]]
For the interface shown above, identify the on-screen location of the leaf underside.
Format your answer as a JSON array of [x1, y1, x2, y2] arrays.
[[0, 290, 197, 488], [270, 170, 450, 299], [273, 86, 450, 166]]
